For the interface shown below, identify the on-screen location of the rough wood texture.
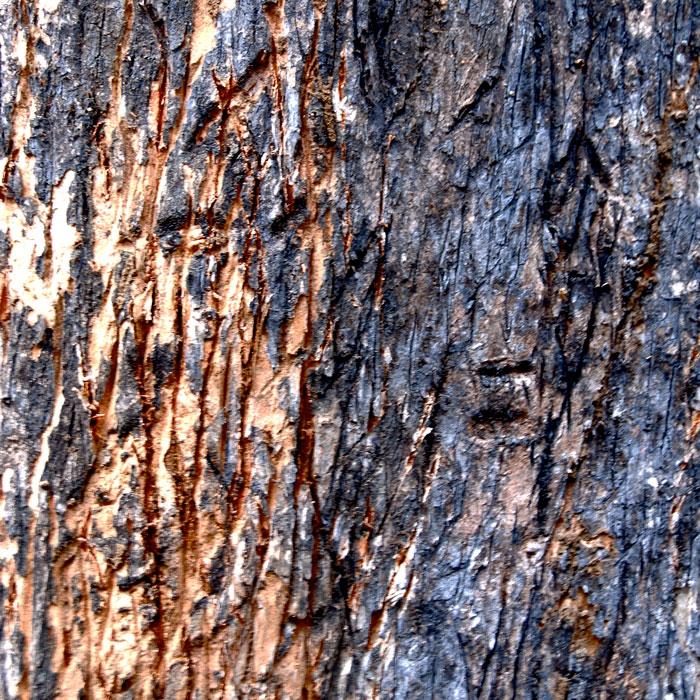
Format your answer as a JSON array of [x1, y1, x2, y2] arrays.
[[0, 0, 699, 697]]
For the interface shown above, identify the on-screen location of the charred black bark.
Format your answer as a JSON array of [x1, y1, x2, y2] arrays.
[[1, 0, 700, 698]]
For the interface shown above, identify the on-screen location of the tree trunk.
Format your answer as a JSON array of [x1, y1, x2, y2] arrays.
[[0, 0, 699, 697]]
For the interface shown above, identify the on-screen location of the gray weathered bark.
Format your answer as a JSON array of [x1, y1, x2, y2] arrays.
[[1, 0, 699, 697]]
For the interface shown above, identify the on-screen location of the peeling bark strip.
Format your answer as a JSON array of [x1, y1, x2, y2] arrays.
[[0, 0, 699, 697]]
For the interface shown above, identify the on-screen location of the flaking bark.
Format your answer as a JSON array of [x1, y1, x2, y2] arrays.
[[1, 0, 700, 698]]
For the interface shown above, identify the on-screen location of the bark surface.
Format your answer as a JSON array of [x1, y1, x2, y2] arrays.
[[1, 0, 699, 697]]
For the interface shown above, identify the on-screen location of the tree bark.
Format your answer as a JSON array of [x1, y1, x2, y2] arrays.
[[0, 0, 699, 697]]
